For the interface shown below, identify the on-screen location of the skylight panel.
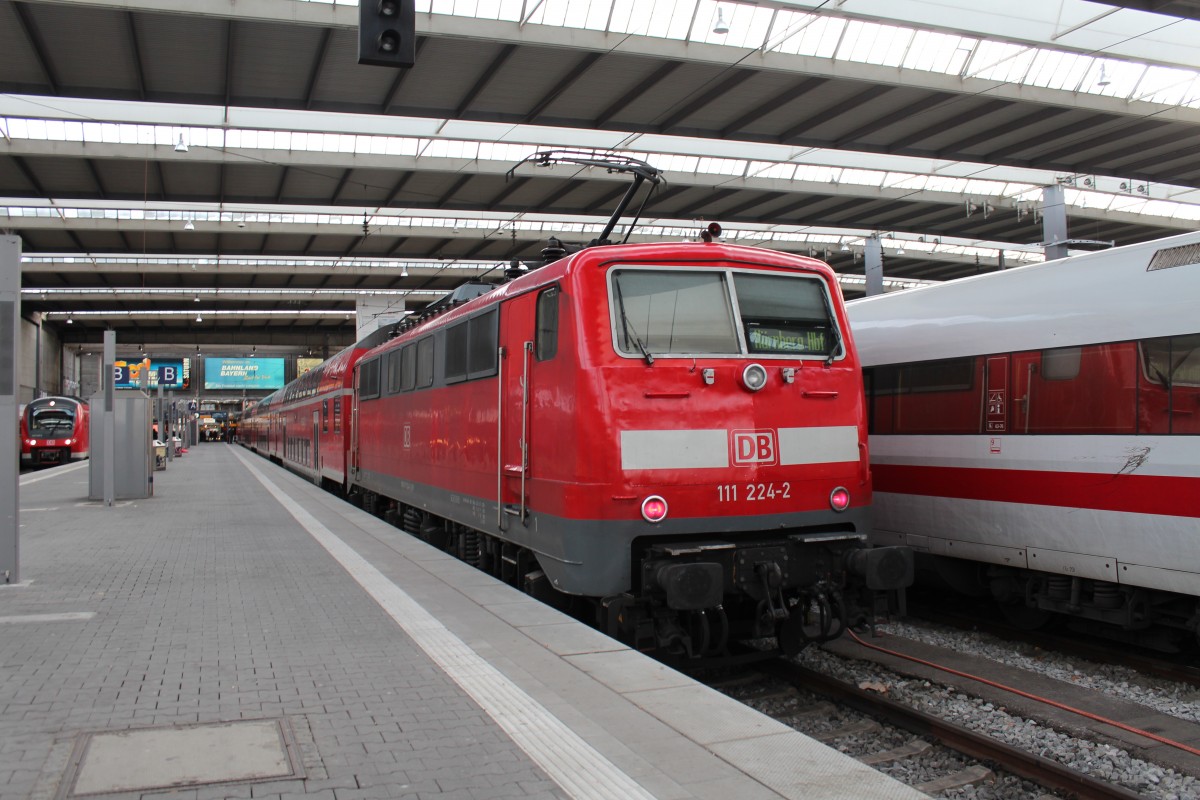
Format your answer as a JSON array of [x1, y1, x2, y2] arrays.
[[1026, 51, 1086, 91], [765, 10, 830, 57], [607, 0, 637, 35], [837, 20, 882, 66], [1136, 67, 1199, 106], [659, 0, 694, 40], [752, 161, 797, 180], [925, 176, 970, 193], [780, 13, 842, 59], [643, 0, 689, 42], [427, 0, 460, 19], [533, 0, 570, 28], [791, 165, 836, 183], [967, 40, 1036, 83], [728, 5, 776, 50], [850, 21, 913, 69], [840, 168, 887, 186], [493, 0, 524, 22], [904, 32, 975, 74]]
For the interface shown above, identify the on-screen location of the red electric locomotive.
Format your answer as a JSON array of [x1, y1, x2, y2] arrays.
[[20, 396, 90, 467], [243, 153, 911, 657]]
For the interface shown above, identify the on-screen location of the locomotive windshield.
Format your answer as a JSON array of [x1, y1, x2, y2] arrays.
[[27, 402, 76, 435], [611, 268, 840, 359]]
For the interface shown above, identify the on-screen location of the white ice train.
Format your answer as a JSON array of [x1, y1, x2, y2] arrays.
[[847, 232, 1200, 649]]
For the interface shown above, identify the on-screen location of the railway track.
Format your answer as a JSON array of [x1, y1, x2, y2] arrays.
[[702, 635, 1200, 800], [908, 599, 1200, 689], [754, 659, 1146, 799]]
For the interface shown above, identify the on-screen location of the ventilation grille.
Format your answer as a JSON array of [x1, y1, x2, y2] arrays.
[[1147, 243, 1200, 271]]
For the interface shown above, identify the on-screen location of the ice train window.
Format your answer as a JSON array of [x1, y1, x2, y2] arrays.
[[1142, 334, 1200, 387], [1041, 347, 1081, 381]]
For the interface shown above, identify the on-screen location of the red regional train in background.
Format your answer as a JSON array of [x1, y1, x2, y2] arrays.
[[20, 395, 91, 467], [241, 153, 912, 660], [848, 231, 1200, 651]]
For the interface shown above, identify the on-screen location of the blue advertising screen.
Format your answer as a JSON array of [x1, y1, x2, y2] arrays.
[[114, 358, 188, 389], [204, 358, 286, 390]]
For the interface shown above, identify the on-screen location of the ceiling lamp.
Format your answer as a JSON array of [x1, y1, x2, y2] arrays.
[[184, 220, 195, 231], [401, 266, 409, 277], [839, 242, 850, 252], [713, 8, 729, 34], [1097, 63, 1111, 88], [174, 134, 189, 153], [65, 315, 73, 324], [196, 313, 203, 323]]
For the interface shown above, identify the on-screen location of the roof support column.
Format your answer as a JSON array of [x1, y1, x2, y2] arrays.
[[1042, 184, 1069, 262], [1, 235, 21, 582], [864, 234, 883, 297]]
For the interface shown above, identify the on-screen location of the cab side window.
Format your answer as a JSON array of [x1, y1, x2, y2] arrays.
[[536, 287, 559, 362]]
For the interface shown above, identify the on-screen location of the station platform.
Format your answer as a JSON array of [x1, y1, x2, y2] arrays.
[[4, 444, 927, 800]]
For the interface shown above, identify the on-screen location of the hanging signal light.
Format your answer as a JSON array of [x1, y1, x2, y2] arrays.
[[358, 0, 417, 68]]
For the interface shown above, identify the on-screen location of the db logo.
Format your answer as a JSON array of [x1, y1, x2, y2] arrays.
[[731, 429, 777, 466]]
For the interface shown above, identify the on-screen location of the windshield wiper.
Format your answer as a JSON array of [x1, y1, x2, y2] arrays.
[[818, 292, 843, 366], [614, 280, 654, 365]]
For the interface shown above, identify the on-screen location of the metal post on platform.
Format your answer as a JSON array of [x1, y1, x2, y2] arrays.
[[1, 235, 21, 583], [102, 330, 116, 507], [166, 393, 174, 462], [156, 383, 164, 470]]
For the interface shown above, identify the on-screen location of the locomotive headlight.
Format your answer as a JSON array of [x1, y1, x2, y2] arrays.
[[63, 439, 72, 446], [741, 363, 768, 392], [641, 495, 668, 523], [830, 486, 851, 512], [28, 439, 37, 446]]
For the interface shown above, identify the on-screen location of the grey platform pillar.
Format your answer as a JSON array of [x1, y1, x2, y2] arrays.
[[1043, 184, 1070, 262], [1, 236, 20, 582], [864, 235, 884, 297]]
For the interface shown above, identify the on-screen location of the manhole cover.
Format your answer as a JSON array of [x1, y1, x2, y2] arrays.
[[67, 719, 297, 796]]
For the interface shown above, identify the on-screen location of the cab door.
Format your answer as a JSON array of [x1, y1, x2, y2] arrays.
[[498, 293, 539, 529]]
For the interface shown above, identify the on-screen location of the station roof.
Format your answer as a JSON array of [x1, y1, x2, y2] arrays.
[[3, 0, 1200, 347]]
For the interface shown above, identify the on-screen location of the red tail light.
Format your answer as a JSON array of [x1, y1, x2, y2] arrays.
[[830, 486, 851, 512], [641, 495, 668, 523]]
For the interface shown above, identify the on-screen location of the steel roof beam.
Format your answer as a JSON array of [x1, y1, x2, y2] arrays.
[[594, 61, 682, 128], [523, 51, 604, 124], [11, 2, 59, 94], [456, 45, 517, 119]]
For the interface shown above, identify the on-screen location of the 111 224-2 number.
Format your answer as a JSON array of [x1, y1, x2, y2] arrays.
[[717, 483, 791, 502]]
